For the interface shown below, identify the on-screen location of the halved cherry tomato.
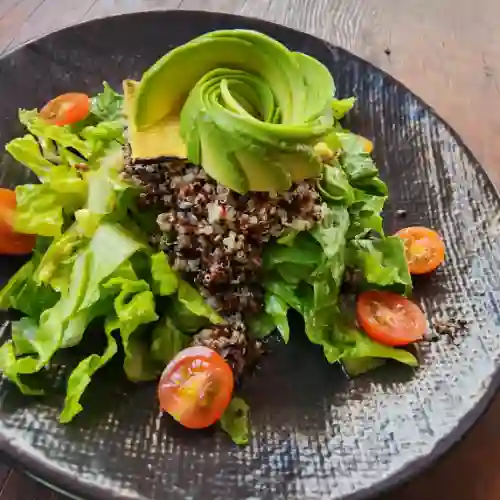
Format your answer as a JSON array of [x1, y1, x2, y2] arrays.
[[0, 188, 35, 255], [158, 346, 234, 429], [396, 226, 445, 275], [357, 290, 427, 346], [40, 93, 90, 126]]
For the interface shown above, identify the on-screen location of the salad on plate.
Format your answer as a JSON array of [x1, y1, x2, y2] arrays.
[[0, 30, 445, 444]]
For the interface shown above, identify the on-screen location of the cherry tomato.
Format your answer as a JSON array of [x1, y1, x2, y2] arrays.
[[0, 188, 35, 255], [359, 135, 373, 154], [158, 346, 234, 429], [40, 93, 90, 126], [396, 226, 445, 275], [357, 290, 427, 346]]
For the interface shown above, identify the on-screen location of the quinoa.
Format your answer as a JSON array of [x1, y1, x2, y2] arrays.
[[123, 148, 323, 376], [190, 316, 262, 378], [123, 148, 323, 316]]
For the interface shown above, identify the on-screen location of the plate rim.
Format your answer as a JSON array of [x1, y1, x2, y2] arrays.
[[0, 9, 499, 500]]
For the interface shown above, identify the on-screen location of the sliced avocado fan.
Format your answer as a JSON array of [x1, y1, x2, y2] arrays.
[[128, 30, 337, 193]]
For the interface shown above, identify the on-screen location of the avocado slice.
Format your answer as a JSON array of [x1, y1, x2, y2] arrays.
[[128, 30, 337, 192], [123, 80, 186, 161]]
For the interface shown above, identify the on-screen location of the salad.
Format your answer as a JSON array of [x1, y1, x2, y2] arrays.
[[0, 30, 445, 444]]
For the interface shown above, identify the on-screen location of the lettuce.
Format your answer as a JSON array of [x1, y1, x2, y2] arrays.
[[177, 282, 224, 325], [220, 397, 250, 445], [14, 184, 65, 237], [264, 293, 290, 343], [346, 237, 412, 294], [104, 274, 158, 382], [0, 223, 148, 394], [259, 131, 417, 374], [150, 317, 190, 365], [346, 189, 386, 239], [0, 84, 177, 421], [150, 252, 178, 296], [247, 311, 276, 339], [317, 163, 354, 204], [74, 146, 133, 236], [19, 109, 93, 158], [59, 316, 118, 423], [6, 134, 60, 180], [331, 97, 356, 119], [91, 82, 124, 122], [0, 260, 58, 317]]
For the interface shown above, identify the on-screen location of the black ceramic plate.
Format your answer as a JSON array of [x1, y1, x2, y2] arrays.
[[1, 10, 500, 500]]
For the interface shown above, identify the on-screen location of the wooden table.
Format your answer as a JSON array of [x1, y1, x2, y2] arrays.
[[1, 1, 500, 499]]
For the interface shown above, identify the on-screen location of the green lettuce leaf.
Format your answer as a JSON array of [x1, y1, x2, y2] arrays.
[[0, 343, 43, 396], [264, 293, 290, 343], [337, 133, 379, 183], [59, 315, 118, 423], [264, 278, 303, 313], [79, 223, 145, 309], [346, 189, 387, 239], [11, 317, 39, 355], [81, 120, 124, 145], [151, 316, 190, 365], [105, 273, 158, 382], [80, 121, 125, 161], [74, 149, 132, 236], [166, 299, 210, 333], [0, 223, 147, 394], [0, 262, 34, 308], [150, 252, 178, 296], [177, 281, 224, 325], [342, 357, 386, 377], [14, 184, 65, 237], [91, 82, 124, 122], [346, 237, 412, 294], [247, 311, 276, 339], [262, 186, 417, 374], [276, 229, 299, 246], [19, 109, 93, 158], [264, 232, 322, 269], [264, 232, 322, 286], [0, 249, 92, 389], [220, 397, 250, 445], [6, 135, 87, 200], [6, 134, 59, 180], [317, 163, 355, 204], [35, 225, 86, 288], [353, 175, 388, 196], [331, 97, 356, 119], [340, 328, 418, 367]]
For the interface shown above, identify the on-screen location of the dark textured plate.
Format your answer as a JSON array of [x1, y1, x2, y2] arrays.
[[1, 10, 500, 500]]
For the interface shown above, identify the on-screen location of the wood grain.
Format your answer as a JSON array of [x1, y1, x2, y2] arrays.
[[1, 1, 500, 499]]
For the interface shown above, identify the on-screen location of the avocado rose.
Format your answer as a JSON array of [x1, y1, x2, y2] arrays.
[[129, 30, 337, 193]]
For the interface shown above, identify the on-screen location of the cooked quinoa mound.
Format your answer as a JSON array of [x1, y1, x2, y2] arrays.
[[123, 151, 323, 317]]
